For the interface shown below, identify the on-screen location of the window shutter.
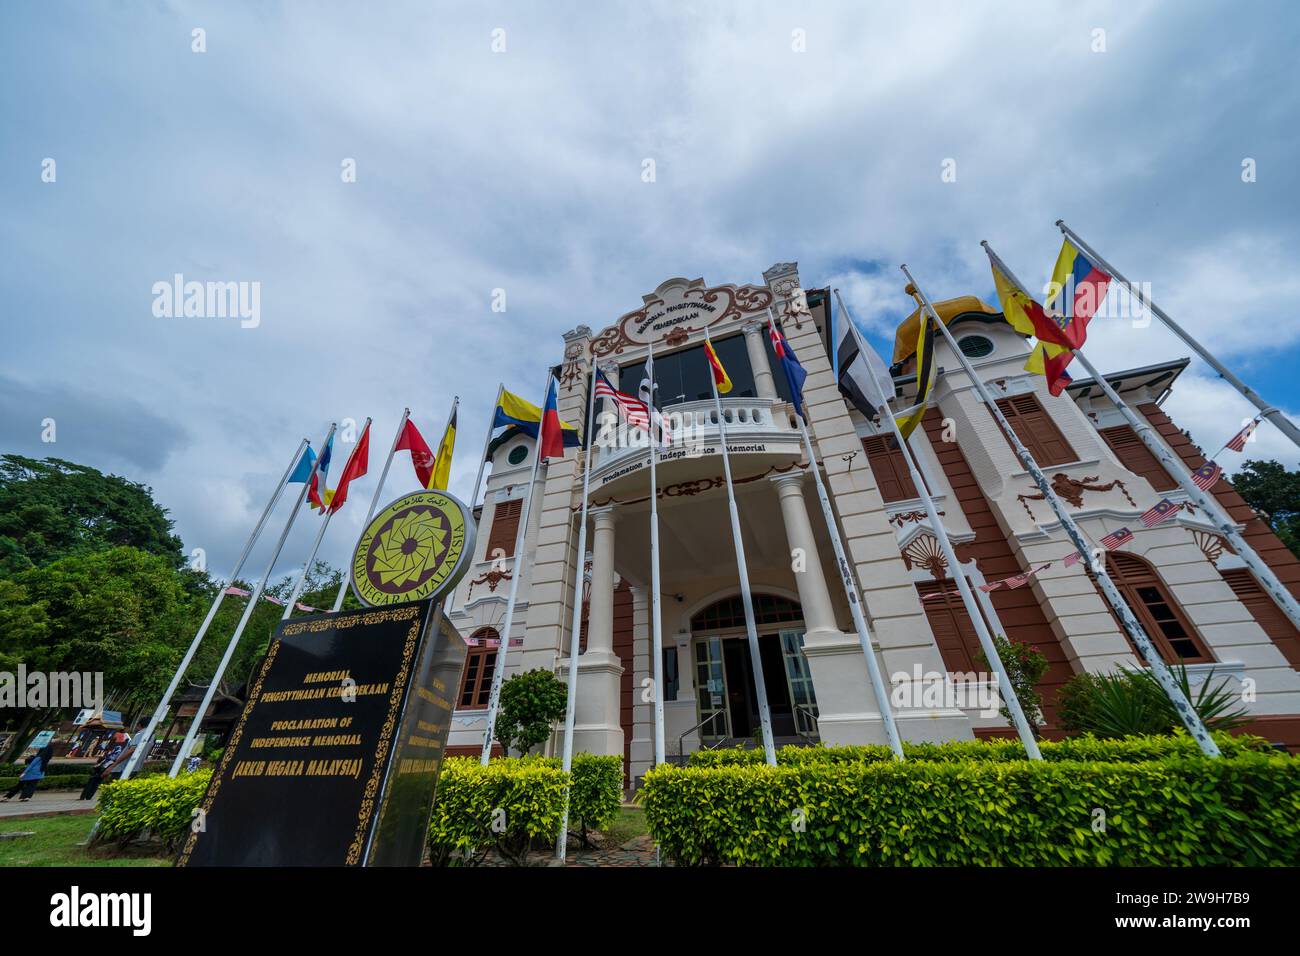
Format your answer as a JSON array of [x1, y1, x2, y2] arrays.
[[1103, 553, 1213, 663], [484, 498, 522, 559], [1220, 568, 1300, 668], [458, 634, 499, 709], [862, 435, 919, 503], [916, 581, 980, 673], [1099, 425, 1176, 491], [996, 394, 1076, 466]]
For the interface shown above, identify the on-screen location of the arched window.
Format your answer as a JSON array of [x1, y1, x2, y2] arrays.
[[691, 594, 802, 630], [458, 628, 499, 709], [1104, 553, 1213, 663]]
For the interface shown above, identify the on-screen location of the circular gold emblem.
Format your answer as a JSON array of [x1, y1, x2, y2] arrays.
[[350, 491, 476, 607]]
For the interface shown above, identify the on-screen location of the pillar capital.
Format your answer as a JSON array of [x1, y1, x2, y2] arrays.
[[741, 319, 765, 337], [590, 505, 617, 529], [769, 469, 807, 493]]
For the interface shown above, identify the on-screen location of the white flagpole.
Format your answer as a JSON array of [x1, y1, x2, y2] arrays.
[[448, 385, 503, 617], [705, 328, 777, 766], [555, 357, 599, 862], [121, 437, 308, 781], [332, 409, 409, 612], [479, 376, 551, 764], [646, 340, 667, 767], [772, 310, 904, 760], [1055, 220, 1300, 451], [902, 264, 1220, 757], [284, 418, 370, 619], [169, 422, 337, 775], [985, 241, 1300, 634]]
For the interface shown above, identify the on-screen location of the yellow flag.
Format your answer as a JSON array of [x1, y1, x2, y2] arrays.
[[430, 407, 456, 491]]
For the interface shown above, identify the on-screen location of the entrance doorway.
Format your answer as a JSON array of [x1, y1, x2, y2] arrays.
[[690, 594, 819, 743]]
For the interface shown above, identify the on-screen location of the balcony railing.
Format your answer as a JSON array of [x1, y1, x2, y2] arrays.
[[590, 396, 803, 475]]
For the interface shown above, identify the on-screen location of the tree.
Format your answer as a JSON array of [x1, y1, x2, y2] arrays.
[[978, 635, 1049, 737], [1231, 459, 1300, 558], [0, 456, 184, 577], [0, 547, 200, 759], [495, 669, 568, 756]]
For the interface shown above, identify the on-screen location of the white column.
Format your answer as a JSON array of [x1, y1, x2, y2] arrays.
[[565, 505, 624, 758], [771, 471, 838, 640], [742, 321, 778, 400], [586, 506, 616, 655]]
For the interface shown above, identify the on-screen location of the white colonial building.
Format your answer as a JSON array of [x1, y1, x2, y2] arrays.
[[443, 263, 1300, 785]]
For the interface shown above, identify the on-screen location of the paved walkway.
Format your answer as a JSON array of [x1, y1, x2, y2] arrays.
[[0, 791, 99, 821]]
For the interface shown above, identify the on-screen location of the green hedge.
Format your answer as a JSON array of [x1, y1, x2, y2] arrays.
[[95, 771, 212, 851], [427, 758, 568, 865], [642, 753, 1300, 866], [426, 754, 624, 864], [686, 733, 1272, 767], [0, 773, 91, 792]]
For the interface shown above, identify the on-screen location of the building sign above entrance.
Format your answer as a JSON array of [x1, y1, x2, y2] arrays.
[[590, 277, 773, 357]]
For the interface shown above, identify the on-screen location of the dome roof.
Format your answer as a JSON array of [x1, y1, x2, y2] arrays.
[[891, 295, 1001, 365]]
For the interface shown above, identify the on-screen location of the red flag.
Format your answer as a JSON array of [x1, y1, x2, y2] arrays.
[[396, 418, 436, 488], [328, 421, 370, 514], [1063, 551, 1082, 568]]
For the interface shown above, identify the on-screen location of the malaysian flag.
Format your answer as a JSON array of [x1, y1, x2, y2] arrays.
[[1190, 460, 1222, 491], [639, 352, 673, 445], [1226, 419, 1259, 453], [1140, 498, 1180, 528], [1063, 551, 1082, 568], [1003, 563, 1052, 590], [1100, 527, 1134, 550], [978, 581, 1004, 594], [224, 585, 252, 597], [593, 369, 650, 429]]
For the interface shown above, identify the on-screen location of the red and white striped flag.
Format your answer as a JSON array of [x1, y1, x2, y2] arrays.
[[594, 369, 651, 429], [1225, 419, 1259, 453], [224, 585, 251, 598], [978, 581, 1004, 594], [1140, 498, 1180, 528], [1100, 527, 1134, 550], [1063, 551, 1082, 568], [1190, 460, 1222, 491]]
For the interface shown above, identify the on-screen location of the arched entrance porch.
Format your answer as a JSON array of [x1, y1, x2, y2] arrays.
[[689, 593, 819, 744]]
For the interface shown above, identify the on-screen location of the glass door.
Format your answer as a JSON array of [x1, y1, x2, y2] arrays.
[[779, 629, 819, 739], [693, 635, 731, 741]]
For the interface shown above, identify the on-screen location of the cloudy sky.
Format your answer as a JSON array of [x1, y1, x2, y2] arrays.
[[2, 1, 1298, 580]]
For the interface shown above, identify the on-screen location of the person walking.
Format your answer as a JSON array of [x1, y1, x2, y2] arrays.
[[79, 752, 114, 801], [3, 743, 54, 801]]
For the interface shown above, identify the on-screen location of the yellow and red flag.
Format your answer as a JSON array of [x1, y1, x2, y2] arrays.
[[704, 339, 732, 394]]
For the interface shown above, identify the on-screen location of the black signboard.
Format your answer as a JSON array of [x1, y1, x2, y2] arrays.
[[178, 600, 465, 867]]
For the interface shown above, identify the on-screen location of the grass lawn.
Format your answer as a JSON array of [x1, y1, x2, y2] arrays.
[[0, 814, 169, 867], [601, 806, 648, 846]]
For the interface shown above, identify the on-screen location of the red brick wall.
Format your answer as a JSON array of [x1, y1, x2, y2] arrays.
[[921, 409, 1075, 725]]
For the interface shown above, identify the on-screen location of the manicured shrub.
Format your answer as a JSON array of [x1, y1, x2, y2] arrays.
[[566, 754, 623, 842], [686, 733, 1271, 768], [425, 753, 623, 863], [0, 772, 91, 791], [977, 634, 1049, 735], [496, 669, 568, 756], [642, 753, 1300, 866], [427, 757, 567, 865], [95, 770, 212, 851]]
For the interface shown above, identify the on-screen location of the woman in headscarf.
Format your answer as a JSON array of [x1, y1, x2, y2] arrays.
[[3, 742, 55, 801]]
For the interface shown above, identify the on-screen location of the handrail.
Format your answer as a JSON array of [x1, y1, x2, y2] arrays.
[[678, 711, 727, 757], [794, 703, 819, 744]]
